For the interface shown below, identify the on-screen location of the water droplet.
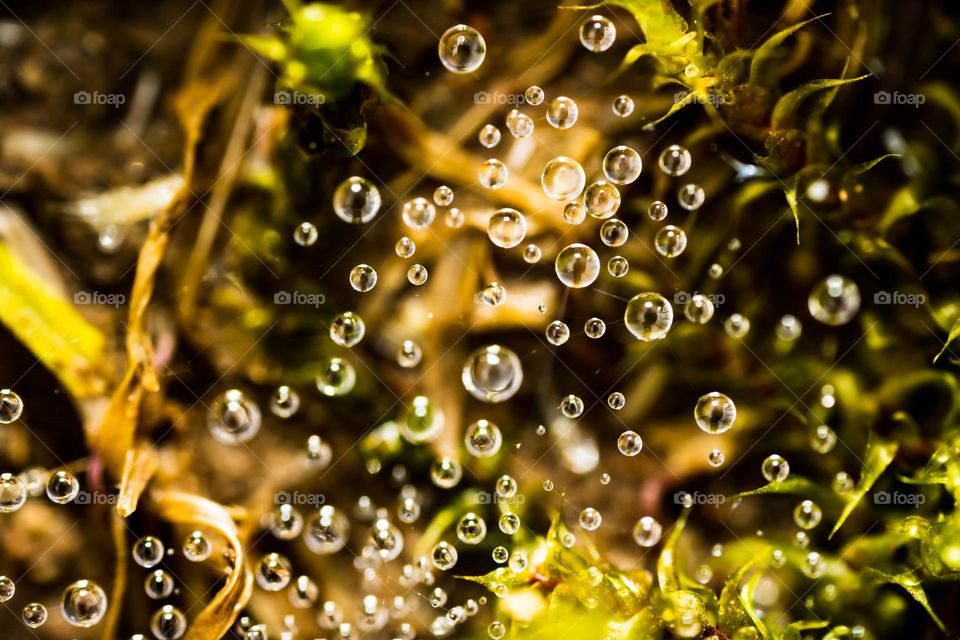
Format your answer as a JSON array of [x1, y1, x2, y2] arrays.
[[397, 340, 422, 368], [776, 314, 803, 341], [430, 457, 462, 488], [684, 294, 714, 324], [433, 185, 454, 207], [607, 392, 625, 410], [654, 225, 687, 257], [608, 256, 629, 277], [542, 480, 554, 492], [487, 209, 527, 248], [145, 570, 175, 600], [432, 541, 459, 570], [465, 420, 503, 457], [395, 236, 416, 258], [546, 97, 579, 129], [269, 385, 300, 418], [579, 507, 602, 531], [183, 531, 211, 562], [525, 85, 544, 105], [648, 200, 668, 221], [624, 292, 673, 341], [349, 264, 378, 292], [330, 311, 365, 347], [333, 177, 381, 224], [602, 145, 642, 185], [151, 605, 187, 639], [600, 473, 611, 484], [612, 95, 634, 117], [22, 603, 47, 628], [60, 579, 107, 627], [446, 207, 465, 228], [541, 156, 586, 200], [478, 282, 507, 306], [407, 264, 429, 285], [290, 575, 319, 608], [802, 551, 824, 578], [658, 145, 692, 177], [808, 274, 861, 326], [633, 516, 663, 547], [617, 430, 643, 456], [492, 546, 508, 563], [496, 474, 518, 498], [439, 25, 486, 73], [555, 243, 600, 288], [584, 317, 606, 338], [810, 425, 837, 453], [508, 550, 529, 573], [457, 513, 487, 544], [489, 621, 506, 639], [560, 394, 584, 418], [478, 124, 501, 148], [563, 201, 587, 224], [370, 517, 405, 561], [794, 500, 822, 529], [708, 263, 723, 279], [677, 183, 705, 210], [208, 389, 261, 444], [0, 576, 14, 602], [584, 181, 621, 219], [0, 389, 24, 423], [293, 222, 318, 246], [694, 392, 736, 434], [271, 504, 304, 540], [580, 15, 616, 52], [402, 396, 444, 443], [723, 313, 750, 338], [600, 218, 628, 247], [398, 497, 420, 523], [402, 197, 436, 230], [546, 320, 570, 345], [832, 471, 854, 494], [708, 449, 725, 467], [461, 345, 523, 403], [479, 159, 509, 189], [257, 553, 292, 591], [522, 244, 542, 264], [507, 111, 534, 138], [133, 536, 165, 569], [498, 512, 520, 534], [46, 470, 79, 504], [316, 357, 357, 397], [305, 506, 350, 554], [762, 454, 790, 483]]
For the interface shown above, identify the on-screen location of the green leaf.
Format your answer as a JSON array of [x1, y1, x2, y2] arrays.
[[738, 571, 774, 640], [934, 316, 960, 362], [717, 559, 758, 633], [779, 619, 831, 640], [785, 172, 802, 244], [865, 569, 949, 635], [771, 75, 870, 130], [848, 153, 901, 176], [0, 241, 110, 399], [830, 435, 899, 537], [749, 14, 829, 86], [657, 508, 690, 592], [730, 475, 826, 501]]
